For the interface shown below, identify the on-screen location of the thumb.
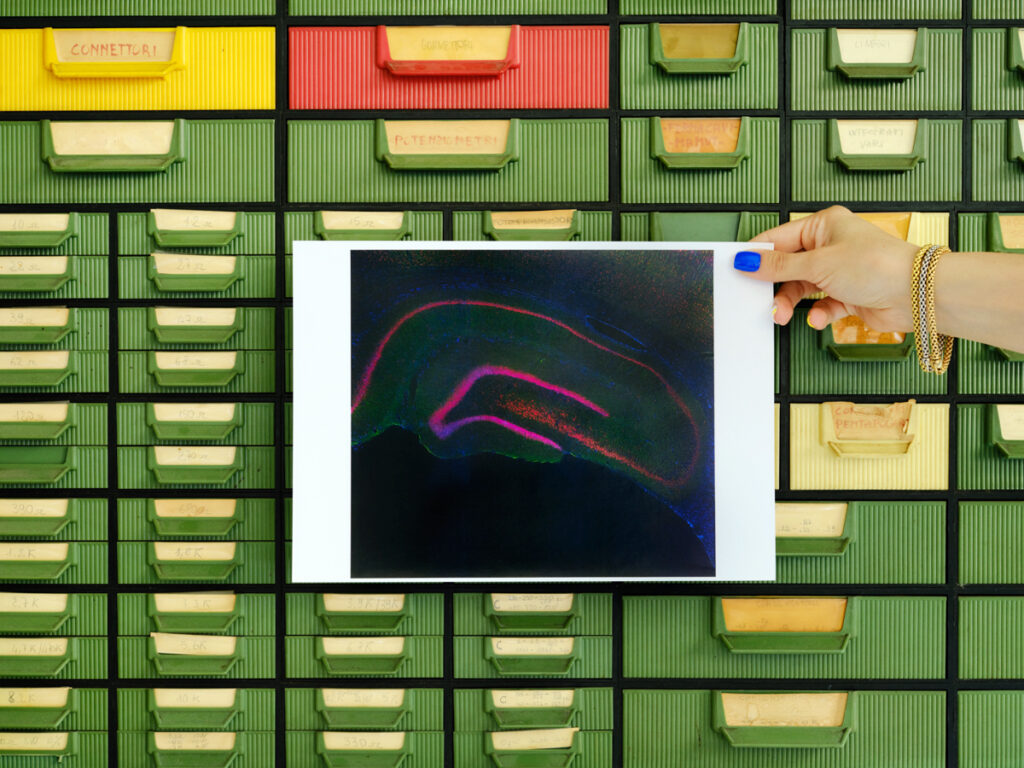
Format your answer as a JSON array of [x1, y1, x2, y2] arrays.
[[734, 247, 828, 284]]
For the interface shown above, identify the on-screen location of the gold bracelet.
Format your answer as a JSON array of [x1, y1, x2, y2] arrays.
[[911, 244, 954, 375]]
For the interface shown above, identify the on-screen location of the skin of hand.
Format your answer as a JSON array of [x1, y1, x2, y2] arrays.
[[738, 205, 919, 333]]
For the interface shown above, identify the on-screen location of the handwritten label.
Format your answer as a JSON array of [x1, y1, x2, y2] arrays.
[[153, 593, 236, 613], [720, 692, 848, 728], [52, 29, 176, 63], [490, 728, 578, 751], [153, 688, 237, 708], [383, 120, 511, 155], [660, 118, 741, 154], [152, 446, 237, 467], [320, 689, 405, 708], [0, 592, 68, 613], [153, 307, 237, 327], [0, 499, 68, 518], [321, 731, 406, 751], [153, 499, 237, 519], [0, 402, 69, 423], [835, 29, 916, 63], [658, 23, 739, 59], [490, 594, 574, 613], [828, 401, 914, 441], [0, 732, 69, 751], [996, 405, 1024, 440], [0, 543, 69, 562], [489, 211, 576, 230], [0, 638, 68, 657], [490, 637, 574, 656], [322, 594, 405, 613], [0, 257, 68, 277], [49, 122, 175, 156], [830, 316, 905, 345], [490, 690, 574, 709], [152, 253, 237, 276], [0, 687, 71, 708], [151, 210, 237, 233], [153, 351, 237, 371], [721, 597, 848, 633], [836, 120, 917, 155], [0, 214, 70, 234], [151, 632, 237, 656], [775, 503, 848, 538], [0, 350, 69, 371], [0, 307, 69, 328], [151, 403, 237, 423], [998, 214, 1024, 249], [152, 732, 236, 751], [320, 636, 405, 656], [152, 542, 237, 562], [319, 211, 405, 231], [384, 26, 511, 61]]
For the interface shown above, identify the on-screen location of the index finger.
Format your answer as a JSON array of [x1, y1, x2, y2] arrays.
[[749, 214, 828, 253]]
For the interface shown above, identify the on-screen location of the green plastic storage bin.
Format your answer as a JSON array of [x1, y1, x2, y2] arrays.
[[0, 306, 75, 344], [147, 730, 240, 768], [316, 688, 410, 729], [148, 687, 243, 729], [0, 497, 74, 536], [148, 446, 243, 485], [712, 690, 856, 748], [0, 541, 75, 580], [485, 690, 578, 729], [146, 402, 242, 441], [712, 597, 854, 654], [0, 591, 71, 632], [485, 594, 577, 631], [484, 727, 579, 768], [148, 497, 243, 537], [0, 685, 74, 728], [148, 541, 241, 581], [0, 636, 72, 676], [148, 351, 245, 387], [148, 591, 241, 633], [485, 638, 578, 676], [317, 636, 409, 676], [148, 632, 240, 676], [0, 350, 74, 386], [316, 594, 409, 632], [148, 253, 243, 293], [147, 305, 244, 344], [316, 730, 410, 768]]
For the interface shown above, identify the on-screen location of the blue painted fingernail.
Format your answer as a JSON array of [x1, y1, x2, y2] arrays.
[[734, 251, 761, 272]]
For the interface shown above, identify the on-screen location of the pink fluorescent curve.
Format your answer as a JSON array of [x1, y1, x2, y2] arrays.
[[437, 415, 563, 453]]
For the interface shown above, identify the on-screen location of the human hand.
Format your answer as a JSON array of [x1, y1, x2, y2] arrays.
[[734, 205, 919, 333]]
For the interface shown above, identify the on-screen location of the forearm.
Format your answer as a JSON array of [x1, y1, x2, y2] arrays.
[[934, 251, 1024, 353]]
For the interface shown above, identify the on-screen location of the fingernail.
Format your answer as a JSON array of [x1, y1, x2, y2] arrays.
[[733, 250, 761, 272], [771, 303, 778, 316], [807, 314, 817, 330]]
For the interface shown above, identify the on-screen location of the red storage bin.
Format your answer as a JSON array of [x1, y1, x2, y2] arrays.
[[290, 25, 609, 110]]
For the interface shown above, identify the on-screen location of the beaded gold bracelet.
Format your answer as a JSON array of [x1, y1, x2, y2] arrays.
[[911, 244, 954, 375]]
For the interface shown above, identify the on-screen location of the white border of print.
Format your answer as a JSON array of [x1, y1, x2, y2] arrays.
[[293, 241, 775, 582]]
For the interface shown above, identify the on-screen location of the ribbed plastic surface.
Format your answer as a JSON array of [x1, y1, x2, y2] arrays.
[[120, 731, 274, 767], [961, 502, 1024, 584], [624, 690, 945, 768], [452, 211, 612, 241], [971, 29, 1022, 110], [454, 688, 613, 731], [284, 636, 444, 678], [2, 0, 274, 13], [0, 352, 109, 394], [117, 636, 276, 677], [791, 29, 961, 111], [454, 637, 612, 679], [789, 403, 950, 490], [960, 691, 1024, 767], [286, 731, 443, 768], [454, 731, 610, 768], [957, 403, 1024, 491], [0, 121, 274, 204], [285, 212, 443, 251], [117, 351, 276, 393], [958, 340, 1024, 395], [790, 310, 947, 395], [286, 687, 444, 730], [291, 27, 608, 110], [118, 307, 275, 351], [972, 120, 1022, 202], [116, 541, 276, 584], [60, 689, 110, 730], [0, 213, 108, 256], [288, 119, 609, 203], [792, 119, 962, 202], [777, 501, 945, 585], [116, 446, 275, 490], [0, 446, 108, 489], [960, 597, 1024, 678], [619, 211, 779, 240], [0, 404, 107, 446], [792, 0, 960, 18], [118, 497, 275, 541], [958, 211, 987, 250], [620, 24, 778, 110], [290, 0, 604, 12], [0, 309, 107, 353], [2, 498, 108, 541], [119, 212, 277, 256], [621, 117, 780, 203], [120, 688, 275, 731], [621, 0, 774, 11], [0, 256, 109, 301], [116, 402, 276, 446], [119, 255, 276, 300], [0, 28, 275, 111], [117, 593, 276, 635], [623, 596, 945, 678], [0, 542, 108, 584], [973, 0, 1020, 17], [453, 593, 612, 636], [286, 593, 444, 636]]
